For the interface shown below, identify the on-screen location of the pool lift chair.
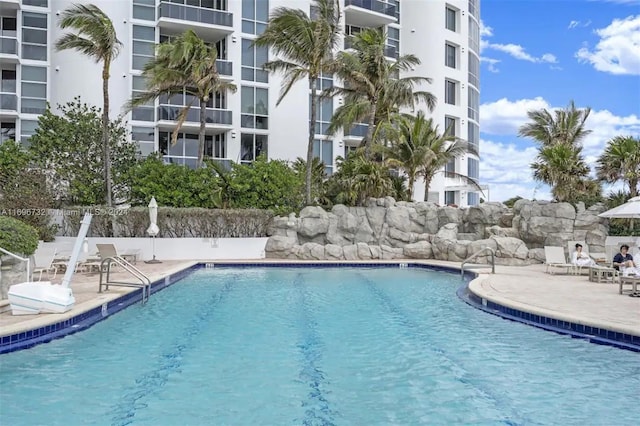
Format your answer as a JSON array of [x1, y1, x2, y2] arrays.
[[7, 213, 93, 315]]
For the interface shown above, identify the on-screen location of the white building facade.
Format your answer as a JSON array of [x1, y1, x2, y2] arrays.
[[0, 0, 482, 206]]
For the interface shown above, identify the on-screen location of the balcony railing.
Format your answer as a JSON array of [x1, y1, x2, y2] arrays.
[[158, 1, 232, 27], [0, 93, 18, 111], [0, 37, 17, 55], [216, 59, 232, 76], [346, 123, 368, 137], [345, 0, 396, 18], [158, 105, 232, 125]]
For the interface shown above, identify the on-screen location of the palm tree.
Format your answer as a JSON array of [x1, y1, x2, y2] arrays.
[[127, 30, 237, 168], [530, 143, 598, 203], [596, 136, 640, 198], [253, 0, 341, 205], [327, 28, 436, 157], [378, 112, 477, 200], [56, 3, 122, 206], [518, 100, 592, 147]]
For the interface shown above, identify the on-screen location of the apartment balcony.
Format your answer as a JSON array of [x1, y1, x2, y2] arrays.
[[344, 0, 397, 28], [157, 1, 233, 42], [0, 93, 18, 118], [344, 123, 368, 140], [0, 0, 20, 10], [384, 44, 398, 60], [215, 59, 232, 78], [0, 36, 18, 63], [157, 104, 232, 130]]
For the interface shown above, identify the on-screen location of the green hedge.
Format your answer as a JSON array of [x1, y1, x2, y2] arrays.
[[60, 207, 275, 238], [0, 216, 39, 256]]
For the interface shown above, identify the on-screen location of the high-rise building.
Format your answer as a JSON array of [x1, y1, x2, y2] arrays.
[[0, 0, 482, 206]]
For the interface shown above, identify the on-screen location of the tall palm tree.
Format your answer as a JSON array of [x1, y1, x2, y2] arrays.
[[253, 0, 341, 205], [127, 30, 237, 168], [327, 28, 436, 157], [518, 100, 592, 147], [378, 112, 477, 200], [56, 3, 122, 206], [531, 143, 599, 203], [596, 136, 640, 198]]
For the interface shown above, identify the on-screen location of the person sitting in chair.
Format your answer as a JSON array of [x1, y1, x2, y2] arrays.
[[613, 244, 639, 276], [571, 243, 596, 267]]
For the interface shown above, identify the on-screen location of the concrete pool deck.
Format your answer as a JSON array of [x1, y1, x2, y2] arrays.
[[0, 260, 638, 343]]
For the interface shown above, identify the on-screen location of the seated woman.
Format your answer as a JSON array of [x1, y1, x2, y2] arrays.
[[571, 243, 596, 267], [613, 244, 639, 276]]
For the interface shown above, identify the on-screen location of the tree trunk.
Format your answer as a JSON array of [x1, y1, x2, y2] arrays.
[[102, 62, 112, 207], [423, 173, 433, 202], [407, 174, 415, 201], [197, 97, 206, 168], [364, 102, 377, 158], [306, 78, 318, 205], [629, 178, 638, 198]]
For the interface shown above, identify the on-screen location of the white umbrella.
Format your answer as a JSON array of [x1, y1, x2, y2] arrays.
[[598, 196, 640, 219], [145, 197, 161, 263]]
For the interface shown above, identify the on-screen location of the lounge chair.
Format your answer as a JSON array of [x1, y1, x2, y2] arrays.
[[95, 243, 141, 264], [32, 246, 58, 281], [544, 246, 574, 275]]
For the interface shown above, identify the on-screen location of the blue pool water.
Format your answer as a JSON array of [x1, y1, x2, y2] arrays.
[[0, 267, 638, 425]]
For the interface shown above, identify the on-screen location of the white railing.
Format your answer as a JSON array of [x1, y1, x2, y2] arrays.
[[461, 247, 495, 278], [0, 247, 30, 281]]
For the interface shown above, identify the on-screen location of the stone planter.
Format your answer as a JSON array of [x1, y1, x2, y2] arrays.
[[0, 254, 30, 299]]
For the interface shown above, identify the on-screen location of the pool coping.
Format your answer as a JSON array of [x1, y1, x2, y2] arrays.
[[1, 260, 638, 354]]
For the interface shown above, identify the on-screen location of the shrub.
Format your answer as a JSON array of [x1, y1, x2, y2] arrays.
[[0, 216, 39, 256]]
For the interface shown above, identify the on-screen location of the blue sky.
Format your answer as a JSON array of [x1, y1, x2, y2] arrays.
[[478, 0, 640, 201]]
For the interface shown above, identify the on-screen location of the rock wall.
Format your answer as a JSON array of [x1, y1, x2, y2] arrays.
[[265, 198, 609, 265]]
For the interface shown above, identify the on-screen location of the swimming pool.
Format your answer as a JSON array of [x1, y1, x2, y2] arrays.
[[0, 266, 638, 425]]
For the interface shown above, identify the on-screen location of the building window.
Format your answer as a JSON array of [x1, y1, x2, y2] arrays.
[[158, 131, 212, 169], [132, 126, 155, 157], [387, 26, 400, 59], [240, 133, 268, 164], [1, 122, 16, 143], [445, 6, 457, 31], [241, 39, 268, 83], [310, 96, 332, 135], [444, 116, 457, 137], [469, 0, 479, 18], [468, 17, 480, 53], [241, 86, 268, 129], [315, 72, 333, 91], [22, 0, 48, 6], [21, 66, 46, 115], [393, 0, 400, 22], [20, 120, 38, 145], [445, 158, 456, 178], [133, 0, 155, 21], [131, 76, 154, 122], [242, 0, 269, 35], [445, 43, 457, 68], [313, 139, 333, 175], [468, 87, 479, 122], [22, 12, 47, 61], [468, 122, 479, 154], [1, 16, 17, 45], [468, 52, 480, 88], [467, 192, 479, 206], [468, 157, 480, 181], [445, 79, 457, 105], [204, 133, 227, 159], [132, 25, 155, 71], [444, 191, 456, 205], [1, 69, 16, 93]]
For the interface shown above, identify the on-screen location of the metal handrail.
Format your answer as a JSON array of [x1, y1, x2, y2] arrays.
[[98, 256, 151, 304], [0, 247, 30, 281], [461, 246, 495, 277]]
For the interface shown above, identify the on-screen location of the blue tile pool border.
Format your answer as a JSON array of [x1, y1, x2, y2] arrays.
[[458, 285, 640, 353], [1, 261, 638, 354]]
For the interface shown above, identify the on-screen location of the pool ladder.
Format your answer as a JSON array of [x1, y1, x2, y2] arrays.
[[461, 247, 496, 278], [98, 256, 152, 304]]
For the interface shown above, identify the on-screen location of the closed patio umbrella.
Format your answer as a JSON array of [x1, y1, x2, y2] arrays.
[[145, 197, 161, 264]]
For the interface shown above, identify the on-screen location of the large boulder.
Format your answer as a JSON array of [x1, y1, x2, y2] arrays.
[[298, 206, 330, 242]]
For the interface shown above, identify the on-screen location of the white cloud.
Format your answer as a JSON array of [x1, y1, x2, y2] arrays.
[[480, 57, 500, 73], [575, 15, 640, 75], [569, 20, 580, 29], [479, 98, 640, 201], [479, 19, 558, 65], [568, 20, 592, 29]]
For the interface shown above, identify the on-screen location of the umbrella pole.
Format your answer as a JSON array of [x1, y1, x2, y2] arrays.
[[145, 236, 162, 264]]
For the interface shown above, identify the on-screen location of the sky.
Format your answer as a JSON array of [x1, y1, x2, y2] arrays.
[[478, 0, 640, 202]]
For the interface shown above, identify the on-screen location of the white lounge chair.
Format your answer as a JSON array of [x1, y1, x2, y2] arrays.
[[544, 246, 574, 275], [32, 246, 58, 281]]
